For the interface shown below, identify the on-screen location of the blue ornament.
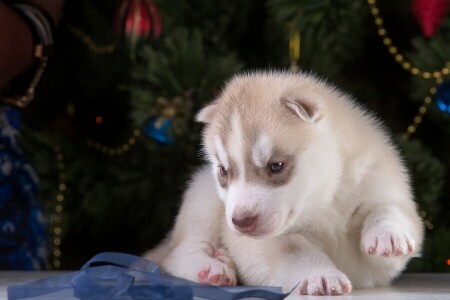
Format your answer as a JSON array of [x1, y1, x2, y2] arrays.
[[142, 116, 174, 145], [436, 80, 450, 114]]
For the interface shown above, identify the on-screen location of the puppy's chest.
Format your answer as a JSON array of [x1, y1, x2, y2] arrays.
[[287, 206, 359, 257], [218, 211, 354, 284], [219, 220, 276, 284]]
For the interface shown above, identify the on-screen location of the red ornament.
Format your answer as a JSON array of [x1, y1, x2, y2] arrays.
[[114, 0, 162, 57], [411, 0, 450, 38]]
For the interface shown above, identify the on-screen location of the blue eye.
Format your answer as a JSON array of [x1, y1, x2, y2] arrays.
[[269, 162, 283, 173], [219, 166, 228, 176]]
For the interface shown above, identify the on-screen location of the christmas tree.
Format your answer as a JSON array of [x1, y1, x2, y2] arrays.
[[19, 0, 450, 272]]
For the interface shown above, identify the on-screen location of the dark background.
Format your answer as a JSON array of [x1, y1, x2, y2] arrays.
[[19, 0, 450, 271]]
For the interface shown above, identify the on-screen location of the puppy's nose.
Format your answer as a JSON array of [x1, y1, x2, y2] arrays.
[[232, 215, 258, 231]]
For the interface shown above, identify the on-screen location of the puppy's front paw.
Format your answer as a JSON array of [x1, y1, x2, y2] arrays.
[[197, 248, 236, 286], [361, 222, 415, 257], [296, 268, 352, 296]]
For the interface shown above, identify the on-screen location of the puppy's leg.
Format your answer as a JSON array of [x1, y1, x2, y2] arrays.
[[274, 237, 352, 296], [145, 167, 236, 286], [352, 162, 423, 261], [163, 242, 236, 286], [361, 205, 421, 258], [145, 237, 236, 285]]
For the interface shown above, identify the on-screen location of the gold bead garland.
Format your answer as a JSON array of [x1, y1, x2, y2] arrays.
[[51, 145, 66, 270], [87, 129, 141, 156], [65, 22, 116, 55], [404, 83, 437, 230], [367, 0, 450, 80], [405, 80, 442, 138], [367, 0, 440, 230], [420, 210, 434, 230]]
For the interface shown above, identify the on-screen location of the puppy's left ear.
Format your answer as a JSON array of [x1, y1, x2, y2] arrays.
[[284, 97, 323, 123], [195, 102, 219, 124]]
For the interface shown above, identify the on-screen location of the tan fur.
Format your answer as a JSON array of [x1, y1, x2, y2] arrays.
[[145, 71, 424, 296]]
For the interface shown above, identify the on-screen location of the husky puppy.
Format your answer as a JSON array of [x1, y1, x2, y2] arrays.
[[145, 71, 424, 296]]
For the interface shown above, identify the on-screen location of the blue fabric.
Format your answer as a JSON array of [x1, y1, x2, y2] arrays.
[[8, 252, 294, 300], [0, 106, 48, 270]]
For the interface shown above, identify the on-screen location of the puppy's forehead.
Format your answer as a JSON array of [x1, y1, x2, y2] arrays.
[[208, 88, 284, 165], [215, 138, 229, 169], [209, 108, 272, 163], [228, 113, 245, 165], [252, 134, 272, 168], [213, 112, 275, 166]]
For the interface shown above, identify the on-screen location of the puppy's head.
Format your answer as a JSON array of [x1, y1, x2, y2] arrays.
[[197, 71, 342, 238]]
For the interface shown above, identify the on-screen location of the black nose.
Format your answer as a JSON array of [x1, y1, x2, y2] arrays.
[[232, 215, 258, 230]]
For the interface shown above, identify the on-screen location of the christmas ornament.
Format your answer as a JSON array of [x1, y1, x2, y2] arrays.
[[142, 115, 174, 145], [142, 96, 192, 145], [411, 0, 450, 38], [114, 0, 162, 58], [435, 80, 450, 114]]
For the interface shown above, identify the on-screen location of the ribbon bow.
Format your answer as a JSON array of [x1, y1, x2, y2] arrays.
[[8, 252, 293, 300]]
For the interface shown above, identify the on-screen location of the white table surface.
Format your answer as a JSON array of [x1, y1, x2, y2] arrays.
[[1, 272, 449, 299]]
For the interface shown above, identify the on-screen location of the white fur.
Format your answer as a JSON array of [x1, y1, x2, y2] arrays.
[[228, 112, 245, 171], [252, 134, 272, 168], [144, 71, 424, 296], [215, 138, 229, 170]]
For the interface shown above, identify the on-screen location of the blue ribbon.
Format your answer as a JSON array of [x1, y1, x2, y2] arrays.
[[8, 252, 293, 300]]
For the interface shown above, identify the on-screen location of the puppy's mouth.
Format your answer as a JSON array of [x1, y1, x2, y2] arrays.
[[230, 214, 284, 238], [236, 228, 268, 238], [230, 214, 266, 236], [235, 222, 257, 234]]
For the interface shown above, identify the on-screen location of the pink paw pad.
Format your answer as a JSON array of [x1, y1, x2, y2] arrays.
[[197, 266, 234, 286], [362, 228, 415, 257], [297, 269, 352, 296], [196, 249, 236, 286]]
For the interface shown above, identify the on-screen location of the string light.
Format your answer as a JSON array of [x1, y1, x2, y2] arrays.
[[50, 145, 66, 270], [87, 129, 141, 156]]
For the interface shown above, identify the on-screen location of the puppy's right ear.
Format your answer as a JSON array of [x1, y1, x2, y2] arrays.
[[283, 97, 323, 124], [195, 103, 218, 124]]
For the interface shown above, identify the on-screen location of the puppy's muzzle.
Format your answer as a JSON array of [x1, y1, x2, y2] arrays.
[[232, 214, 258, 233]]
